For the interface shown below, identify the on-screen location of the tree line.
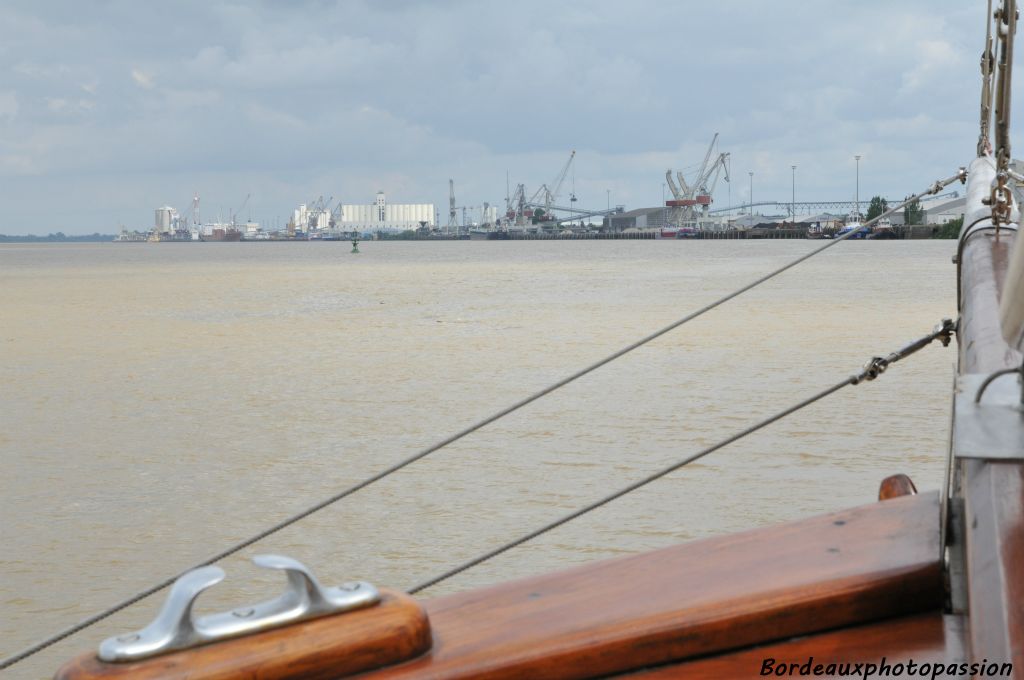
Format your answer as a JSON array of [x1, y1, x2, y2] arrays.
[[0, 232, 117, 242], [864, 196, 924, 225]]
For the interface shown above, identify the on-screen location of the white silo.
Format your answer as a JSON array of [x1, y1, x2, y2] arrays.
[[155, 206, 175, 232]]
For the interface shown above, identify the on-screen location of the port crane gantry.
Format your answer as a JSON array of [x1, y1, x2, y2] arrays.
[[179, 194, 201, 234], [307, 195, 333, 231], [666, 133, 730, 229], [230, 193, 251, 230], [506, 183, 528, 226], [525, 150, 576, 225], [328, 200, 344, 231], [448, 179, 458, 231], [446, 179, 485, 233], [504, 151, 616, 229]]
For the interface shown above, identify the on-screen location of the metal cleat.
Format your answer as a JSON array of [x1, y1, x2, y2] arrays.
[[98, 555, 380, 662]]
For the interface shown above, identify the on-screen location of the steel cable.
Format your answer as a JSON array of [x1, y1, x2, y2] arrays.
[[0, 173, 963, 671], [407, 319, 956, 594], [979, 0, 996, 156]]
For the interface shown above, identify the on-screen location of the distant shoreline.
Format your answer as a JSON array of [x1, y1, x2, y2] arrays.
[[0, 233, 115, 243]]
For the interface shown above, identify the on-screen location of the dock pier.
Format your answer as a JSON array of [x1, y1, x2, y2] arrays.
[[508, 231, 656, 240]]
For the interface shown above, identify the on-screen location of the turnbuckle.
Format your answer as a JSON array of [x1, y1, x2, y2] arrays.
[[852, 319, 955, 385]]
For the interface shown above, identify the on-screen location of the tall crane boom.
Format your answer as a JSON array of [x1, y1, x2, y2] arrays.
[[666, 170, 681, 199], [231, 193, 251, 227], [329, 200, 344, 230], [704, 153, 730, 197], [524, 150, 578, 221], [546, 150, 576, 210], [507, 184, 526, 225], [665, 133, 729, 230], [694, 133, 719, 191], [448, 179, 457, 228]]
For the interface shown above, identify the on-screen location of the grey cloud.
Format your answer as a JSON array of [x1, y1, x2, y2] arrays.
[[0, 0, 1010, 233]]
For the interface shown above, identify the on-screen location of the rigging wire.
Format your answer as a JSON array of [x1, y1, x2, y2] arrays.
[[0, 173, 964, 672], [990, 0, 1017, 228], [407, 319, 956, 594], [979, 0, 996, 156], [974, 366, 1022, 402]]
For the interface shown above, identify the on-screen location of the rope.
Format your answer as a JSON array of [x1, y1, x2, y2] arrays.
[[407, 319, 956, 594], [0, 174, 963, 672]]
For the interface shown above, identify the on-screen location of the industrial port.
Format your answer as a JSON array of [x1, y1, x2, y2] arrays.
[[118, 135, 973, 243]]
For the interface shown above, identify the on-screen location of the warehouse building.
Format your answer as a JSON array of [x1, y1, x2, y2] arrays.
[[604, 207, 667, 231], [921, 195, 966, 225]]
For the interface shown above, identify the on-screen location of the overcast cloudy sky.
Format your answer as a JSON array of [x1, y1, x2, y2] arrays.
[[0, 1, 1012, 234]]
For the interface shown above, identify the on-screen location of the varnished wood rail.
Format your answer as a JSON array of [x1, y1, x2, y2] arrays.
[[54, 590, 431, 680], [53, 493, 943, 679], [365, 492, 942, 679], [621, 612, 966, 679]]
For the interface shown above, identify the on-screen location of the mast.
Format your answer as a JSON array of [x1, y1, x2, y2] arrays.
[[948, 3, 1024, 660]]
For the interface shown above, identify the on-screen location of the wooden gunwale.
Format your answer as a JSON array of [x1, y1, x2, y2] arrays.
[[53, 590, 431, 680], [359, 492, 942, 679], [618, 611, 966, 678]]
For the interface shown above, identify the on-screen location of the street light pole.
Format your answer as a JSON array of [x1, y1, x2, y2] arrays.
[[855, 155, 861, 220], [748, 172, 753, 222], [791, 165, 796, 224]]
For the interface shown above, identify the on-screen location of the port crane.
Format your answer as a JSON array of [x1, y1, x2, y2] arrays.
[[230, 193, 251, 230], [306, 195, 333, 231], [525, 150, 576, 225], [445, 180, 484, 233], [176, 194, 201, 234], [448, 179, 458, 232], [328, 200, 344, 231], [506, 183, 528, 226], [505, 152, 612, 229], [666, 134, 730, 229]]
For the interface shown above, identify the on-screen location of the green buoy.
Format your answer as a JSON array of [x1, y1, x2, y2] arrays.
[[351, 238, 360, 253]]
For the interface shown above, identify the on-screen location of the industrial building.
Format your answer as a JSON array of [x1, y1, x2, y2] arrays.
[[154, 206, 178, 232], [339, 192, 435, 232], [869, 195, 966, 226], [292, 203, 332, 233], [920, 195, 966, 225], [605, 207, 668, 231]]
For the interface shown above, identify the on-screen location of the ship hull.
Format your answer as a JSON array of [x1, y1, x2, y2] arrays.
[[199, 229, 242, 242]]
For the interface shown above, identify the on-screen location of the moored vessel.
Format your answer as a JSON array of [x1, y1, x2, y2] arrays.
[[199, 228, 242, 242], [868, 216, 898, 239]]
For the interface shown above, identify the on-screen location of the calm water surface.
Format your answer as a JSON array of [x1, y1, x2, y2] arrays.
[[1, 240, 955, 677]]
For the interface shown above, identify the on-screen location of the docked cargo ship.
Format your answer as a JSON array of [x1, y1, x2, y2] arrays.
[[112, 228, 147, 242], [199, 227, 242, 242], [469, 227, 510, 240]]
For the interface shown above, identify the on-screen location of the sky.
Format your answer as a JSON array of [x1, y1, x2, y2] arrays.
[[0, 0, 1013, 234]]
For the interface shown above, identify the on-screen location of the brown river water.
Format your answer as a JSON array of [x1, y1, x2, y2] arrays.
[[1, 239, 955, 677]]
